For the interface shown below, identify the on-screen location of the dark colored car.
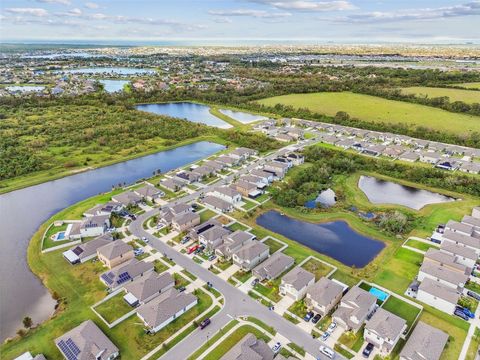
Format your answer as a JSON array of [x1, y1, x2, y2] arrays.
[[454, 308, 470, 321], [362, 343, 374, 358], [303, 311, 314, 322], [178, 286, 186, 292], [200, 318, 211, 329], [467, 291, 480, 301], [312, 314, 321, 324], [456, 306, 475, 319]]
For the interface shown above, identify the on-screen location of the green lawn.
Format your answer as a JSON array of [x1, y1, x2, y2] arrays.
[[301, 258, 334, 281], [94, 292, 132, 324], [242, 198, 257, 211], [228, 222, 249, 232], [203, 285, 222, 298], [41, 223, 70, 249], [465, 281, 480, 294], [233, 270, 252, 283], [400, 86, 480, 104], [255, 192, 270, 203], [466, 327, 480, 360], [215, 259, 233, 271], [288, 300, 308, 318], [451, 82, 480, 90], [257, 91, 480, 136], [382, 296, 421, 330], [404, 239, 439, 252], [203, 325, 271, 360], [330, 269, 360, 287], [181, 269, 198, 281], [245, 317, 277, 335], [153, 259, 169, 274], [287, 342, 305, 356], [173, 273, 190, 289], [263, 237, 284, 254], [338, 326, 366, 352], [334, 344, 355, 359], [200, 209, 217, 223], [283, 312, 300, 325], [253, 281, 282, 303]]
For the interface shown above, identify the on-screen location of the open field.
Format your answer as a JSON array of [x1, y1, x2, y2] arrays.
[[257, 92, 480, 135], [452, 82, 480, 90], [401, 86, 480, 104]]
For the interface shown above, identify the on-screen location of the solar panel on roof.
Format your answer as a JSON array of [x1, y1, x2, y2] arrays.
[[117, 272, 131, 284], [72, 247, 83, 255], [101, 273, 114, 285], [66, 338, 81, 356], [58, 340, 78, 360]]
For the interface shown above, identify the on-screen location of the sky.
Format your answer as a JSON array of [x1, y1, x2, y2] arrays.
[[1, 0, 480, 44]]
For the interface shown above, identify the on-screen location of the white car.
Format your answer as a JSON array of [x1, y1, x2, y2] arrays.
[[319, 345, 335, 359], [272, 342, 282, 354], [327, 322, 337, 333]]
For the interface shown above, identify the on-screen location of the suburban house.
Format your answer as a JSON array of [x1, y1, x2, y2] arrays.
[[188, 219, 223, 241], [445, 220, 477, 237], [158, 204, 191, 225], [362, 144, 386, 157], [424, 248, 471, 274], [364, 308, 407, 354], [462, 214, 480, 229], [332, 286, 377, 332], [204, 160, 225, 171], [202, 195, 234, 212], [210, 187, 242, 204], [123, 272, 175, 306], [398, 151, 420, 162], [97, 241, 134, 269], [234, 180, 262, 198], [416, 278, 460, 314], [417, 262, 468, 290], [230, 147, 257, 161], [251, 252, 294, 281], [111, 190, 142, 207], [220, 334, 274, 360], [63, 233, 113, 264], [286, 152, 305, 165], [285, 127, 304, 140], [171, 212, 200, 232], [67, 215, 111, 240], [250, 169, 274, 183], [133, 184, 164, 203], [459, 161, 480, 174], [160, 178, 184, 192], [55, 320, 119, 360], [473, 207, 480, 219], [192, 165, 215, 179], [232, 240, 269, 271], [275, 133, 294, 142], [419, 151, 442, 164], [279, 267, 315, 301], [441, 230, 480, 255], [440, 243, 477, 269], [84, 202, 123, 217], [100, 259, 154, 290], [199, 225, 231, 250], [175, 170, 201, 184], [215, 230, 256, 260], [215, 155, 239, 167], [239, 175, 268, 190], [136, 288, 197, 333], [305, 277, 344, 316], [399, 321, 449, 360], [263, 161, 289, 179]]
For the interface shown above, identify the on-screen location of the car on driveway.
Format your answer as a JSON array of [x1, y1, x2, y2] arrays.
[[312, 314, 321, 324], [272, 342, 281, 354], [319, 345, 335, 359], [208, 255, 217, 261], [304, 311, 314, 322], [454, 308, 470, 321], [467, 291, 480, 301], [456, 306, 475, 319], [321, 332, 330, 342], [251, 278, 259, 286], [362, 343, 374, 358], [327, 321, 337, 333]]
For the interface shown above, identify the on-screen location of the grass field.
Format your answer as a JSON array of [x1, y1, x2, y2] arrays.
[[94, 292, 132, 324], [452, 82, 480, 90], [404, 239, 439, 252], [257, 92, 480, 135], [401, 86, 480, 104], [381, 296, 421, 330]]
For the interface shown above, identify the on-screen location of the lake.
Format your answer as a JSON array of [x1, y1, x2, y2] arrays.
[[98, 79, 129, 93], [358, 175, 455, 210], [256, 210, 385, 267], [0, 141, 224, 341], [219, 109, 268, 124], [54, 67, 155, 75], [135, 102, 233, 129]]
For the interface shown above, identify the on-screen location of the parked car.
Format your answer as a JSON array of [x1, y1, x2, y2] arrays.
[[181, 237, 190, 244], [199, 318, 211, 329], [454, 308, 470, 321], [327, 322, 337, 333], [178, 286, 186, 292], [251, 278, 259, 286], [187, 245, 199, 254], [208, 255, 217, 261], [304, 311, 314, 322], [319, 345, 335, 359], [456, 306, 475, 319], [312, 314, 321, 324], [272, 342, 282, 354], [362, 343, 374, 358], [321, 332, 330, 342], [467, 291, 480, 301]]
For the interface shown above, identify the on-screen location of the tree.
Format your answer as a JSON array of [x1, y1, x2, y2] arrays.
[[22, 316, 32, 329]]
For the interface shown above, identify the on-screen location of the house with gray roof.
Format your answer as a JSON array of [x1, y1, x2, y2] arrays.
[[419, 151, 442, 164], [462, 215, 480, 230], [215, 155, 239, 167], [459, 161, 480, 174], [400, 321, 449, 360], [203, 160, 225, 171], [210, 186, 242, 204], [100, 259, 154, 290], [215, 230, 256, 260], [202, 195, 234, 212], [233, 240, 269, 271], [440, 242, 477, 269], [220, 333, 274, 360], [230, 147, 257, 160], [445, 220, 475, 236], [97, 240, 134, 269], [252, 252, 294, 281], [306, 277, 344, 316], [332, 286, 376, 332], [417, 262, 468, 290], [199, 225, 231, 250], [250, 169, 274, 183], [424, 248, 469, 273], [175, 170, 201, 184], [364, 308, 407, 354], [137, 288, 197, 333], [398, 151, 419, 162], [280, 267, 315, 301], [264, 161, 289, 179], [172, 212, 200, 232], [160, 178, 184, 192], [417, 278, 460, 314], [63, 233, 113, 264], [55, 320, 119, 360], [134, 184, 164, 203], [442, 229, 480, 254], [84, 202, 123, 217], [112, 190, 142, 206], [123, 272, 174, 306]]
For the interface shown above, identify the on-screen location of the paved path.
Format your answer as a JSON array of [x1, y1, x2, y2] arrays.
[[459, 302, 480, 360]]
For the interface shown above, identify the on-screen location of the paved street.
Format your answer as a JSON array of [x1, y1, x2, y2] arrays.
[[127, 135, 346, 360]]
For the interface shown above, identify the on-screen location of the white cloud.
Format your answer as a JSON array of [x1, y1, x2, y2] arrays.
[[249, 0, 355, 11], [213, 17, 233, 23], [34, 0, 71, 5], [209, 9, 291, 18], [5, 8, 49, 17], [84, 2, 100, 9], [334, 1, 480, 23]]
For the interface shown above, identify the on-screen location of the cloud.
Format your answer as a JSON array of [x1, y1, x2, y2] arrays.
[[84, 2, 100, 9], [34, 0, 71, 5], [5, 8, 49, 17], [57, 8, 82, 17], [209, 9, 291, 18], [212, 17, 233, 23], [334, 1, 480, 23], [249, 0, 355, 11]]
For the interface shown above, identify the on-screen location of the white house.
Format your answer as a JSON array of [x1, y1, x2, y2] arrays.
[[210, 187, 242, 204], [417, 278, 460, 314], [279, 267, 315, 301], [364, 308, 406, 354]]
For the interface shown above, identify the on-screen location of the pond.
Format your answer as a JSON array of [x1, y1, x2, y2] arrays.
[[0, 141, 224, 341], [135, 102, 233, 129], [256, 210, 385, 267], [358, 175, 455, 210], [219, 108, 268, 124], [98, 79, 129, 93], [54, 67, 155, 75]]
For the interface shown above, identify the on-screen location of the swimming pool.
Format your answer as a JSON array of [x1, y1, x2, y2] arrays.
[[369, 287, 389, 302], [55, 232, 66, 241]]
